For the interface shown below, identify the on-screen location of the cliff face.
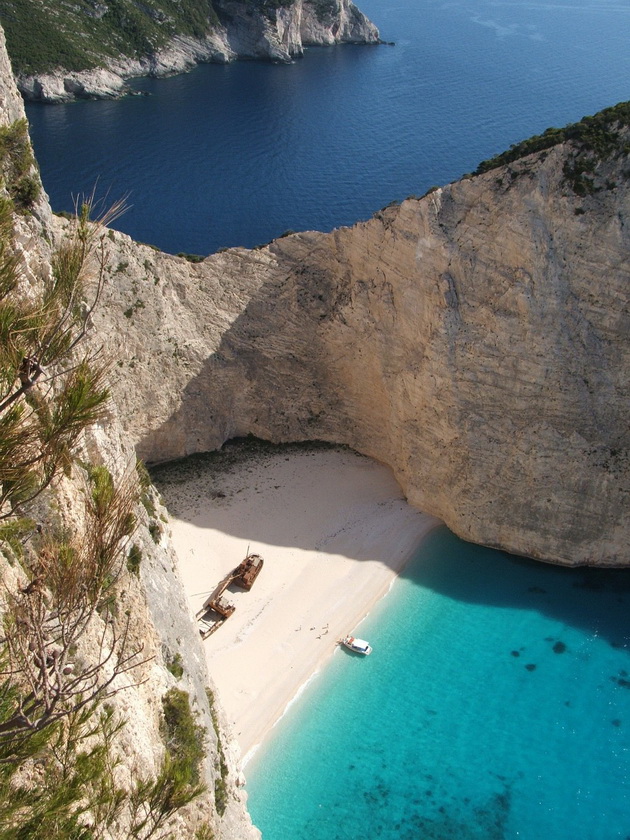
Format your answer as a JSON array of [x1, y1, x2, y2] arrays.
[[8, 0, 379, 103], [0, 25, 258, 839], [83, 123, 630, 567], [216, 0, 378, 61]]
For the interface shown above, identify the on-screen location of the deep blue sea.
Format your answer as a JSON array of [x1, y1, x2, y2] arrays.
[[26, 0, 630, 256], [246, 527, 630, 840], [24, 1, 630, 836]]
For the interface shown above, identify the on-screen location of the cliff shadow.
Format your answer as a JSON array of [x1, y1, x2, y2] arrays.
[[142, 228, 423, 571], [400, 524, 630, 651], [150, 436, 435, 578], [138, 229, 629, 647]]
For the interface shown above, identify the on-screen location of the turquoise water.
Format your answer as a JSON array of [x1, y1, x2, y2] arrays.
[[246, 527, 630, 839], [26, 0, 630, 255]]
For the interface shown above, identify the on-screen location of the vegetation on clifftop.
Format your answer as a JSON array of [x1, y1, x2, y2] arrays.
[[0, 0, 355, 75], [0, 0, 375, 81], [0, 0, 221, 74], [474, 101, 630, 175]]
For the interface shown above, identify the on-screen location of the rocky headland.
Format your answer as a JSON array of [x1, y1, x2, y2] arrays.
[[1, 0, 379, 103]]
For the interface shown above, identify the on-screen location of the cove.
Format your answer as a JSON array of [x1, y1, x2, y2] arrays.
[[246, 527, 630, 840], [26, 0, 630, 256], [21, 1, 630, 835]]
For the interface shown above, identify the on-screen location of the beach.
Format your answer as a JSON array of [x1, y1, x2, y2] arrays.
[[153, 442, 439, 764]]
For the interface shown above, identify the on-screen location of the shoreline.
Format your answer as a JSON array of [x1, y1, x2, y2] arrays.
[[154, 443, 440, 763], [240, 551, 428, 769], [16, 1, 381, 104]]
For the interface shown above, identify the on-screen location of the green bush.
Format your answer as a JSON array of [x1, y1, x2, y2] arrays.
[[136, 458, 152, 491], [161, 688, 206, 787], [127, 543, 143, 575], [0, 0, 221, 74], [474, 101, 630, 176], [166, 650, 184, 679], [0, 120, 40, 210], [205, 688, 229, 816], [309, 0, 338, 24], [0, 517, 35, 560]]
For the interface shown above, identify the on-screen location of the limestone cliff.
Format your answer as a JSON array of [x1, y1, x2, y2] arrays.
[[217, 0, 379, 61], [3, 0, 379, 103], [0, 25, 258, 839], [80, 110, 630, 568]]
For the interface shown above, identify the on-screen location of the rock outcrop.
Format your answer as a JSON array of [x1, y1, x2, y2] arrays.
[[218, 0, 379, 61], [80, 118, 630, 567], [14, 0, 379, 103]]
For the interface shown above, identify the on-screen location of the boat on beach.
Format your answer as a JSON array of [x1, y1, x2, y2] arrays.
[[233, 552, 264, 590], [340, 635, 372, 655], [196, 551, 264, 638]]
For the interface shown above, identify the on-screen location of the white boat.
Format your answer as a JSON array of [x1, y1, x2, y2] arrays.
[[341, 635, 372, 655]]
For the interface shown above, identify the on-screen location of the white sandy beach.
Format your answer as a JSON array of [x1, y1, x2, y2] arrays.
[[157, 445, 439, 764]]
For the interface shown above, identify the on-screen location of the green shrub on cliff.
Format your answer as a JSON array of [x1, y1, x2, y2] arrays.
[[0, 119, 40, 209], [309, 0, 339, 24], [254, 0, 295, 17], [129, 689, 207, 837], [0, 189, 208, 836], [474, 101, 630, 176]]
